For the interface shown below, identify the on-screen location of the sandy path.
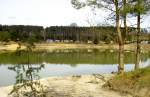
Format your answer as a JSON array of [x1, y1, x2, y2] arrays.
[[0, 74, 132, 97]]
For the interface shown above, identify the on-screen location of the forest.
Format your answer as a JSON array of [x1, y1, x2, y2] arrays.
[[0, 24, 149, 44]]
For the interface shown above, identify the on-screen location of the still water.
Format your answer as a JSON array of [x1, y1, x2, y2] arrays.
[[0, 49, 150, 87]]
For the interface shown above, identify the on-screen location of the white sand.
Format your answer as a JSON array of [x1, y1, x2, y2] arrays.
[[0, 74, 132, 97]]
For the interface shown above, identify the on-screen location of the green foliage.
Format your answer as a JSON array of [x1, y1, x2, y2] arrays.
[[126, 0, 150, 15], [0, 24, 148, 44], [71, 0, 86, 9], [105, 66, 150, 96], [0, 25, 44, 42], [0, 31, 11, 42], [45, 26, 117, 43], [9, 64, 46, 97], [27, 34, 38, 45]]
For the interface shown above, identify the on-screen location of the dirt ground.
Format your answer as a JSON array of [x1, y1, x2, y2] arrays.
[[0, 74, 132, 97]]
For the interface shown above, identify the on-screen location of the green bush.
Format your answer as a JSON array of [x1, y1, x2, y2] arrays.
[[0, 31, 11, 42], [93, 38, 99, 44]]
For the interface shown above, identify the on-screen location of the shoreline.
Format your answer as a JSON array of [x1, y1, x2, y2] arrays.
[[0, 42, 150, 53], [0, 74, 132, 97]]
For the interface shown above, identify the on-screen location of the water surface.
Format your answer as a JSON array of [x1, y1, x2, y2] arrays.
[[0, 49, 149, 87]]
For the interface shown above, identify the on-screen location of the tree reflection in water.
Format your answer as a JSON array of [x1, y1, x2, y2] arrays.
[[8, 45, 47, 97]]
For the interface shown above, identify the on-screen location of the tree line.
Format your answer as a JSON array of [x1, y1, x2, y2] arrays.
[[0, 25, 43, 42], [0, 24, 149, 44]]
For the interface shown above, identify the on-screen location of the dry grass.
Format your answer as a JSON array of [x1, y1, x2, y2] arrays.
[[104, 67, 150, 97]]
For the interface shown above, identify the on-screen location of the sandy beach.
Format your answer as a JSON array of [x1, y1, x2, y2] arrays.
[[0, 74, 132, 97]]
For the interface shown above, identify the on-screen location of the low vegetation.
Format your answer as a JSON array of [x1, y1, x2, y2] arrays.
[[104, 67, 150, 97]]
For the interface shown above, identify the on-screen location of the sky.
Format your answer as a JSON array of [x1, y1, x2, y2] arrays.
[[0, 0, 150, 28]]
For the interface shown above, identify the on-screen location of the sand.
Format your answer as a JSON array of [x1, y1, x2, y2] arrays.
[[0, 42, 150, 53], [0, 74, 132, 97]]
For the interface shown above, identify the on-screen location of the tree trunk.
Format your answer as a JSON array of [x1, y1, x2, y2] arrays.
[[42, 29, 46, 41], [115, 0, 124, 74], [135, 12, 141, 70], [123, 0, 128, 41]]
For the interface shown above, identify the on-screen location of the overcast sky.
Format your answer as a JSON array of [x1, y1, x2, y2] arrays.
[[0, 0, 150, 28]]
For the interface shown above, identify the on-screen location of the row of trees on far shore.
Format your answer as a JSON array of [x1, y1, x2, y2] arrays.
[[0, 25, 149, 44]]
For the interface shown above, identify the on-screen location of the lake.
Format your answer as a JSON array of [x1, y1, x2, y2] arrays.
[[0, 49, 150, 87]]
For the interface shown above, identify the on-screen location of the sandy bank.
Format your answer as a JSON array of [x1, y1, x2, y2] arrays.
[[0, 42, 150, 52], [0, 74, 132, 97], [0, 42, 25, 52]]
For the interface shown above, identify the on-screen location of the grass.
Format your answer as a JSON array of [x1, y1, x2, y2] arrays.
[[104, 66, 150, 97]]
